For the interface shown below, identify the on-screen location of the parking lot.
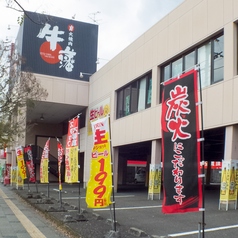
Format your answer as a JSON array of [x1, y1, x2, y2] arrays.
[[22, 182, 238, 237]]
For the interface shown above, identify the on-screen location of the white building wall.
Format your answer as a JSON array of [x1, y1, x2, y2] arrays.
[[23, 0, 238, 184], [86, 0, 238, 167], [36, 74, 89, 106]]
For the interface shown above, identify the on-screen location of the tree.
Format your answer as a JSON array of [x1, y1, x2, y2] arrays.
[[0, 40, 48, 149]]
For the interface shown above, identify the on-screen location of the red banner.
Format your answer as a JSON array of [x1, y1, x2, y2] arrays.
[[161, 69, 202, 214], [24, 146, 36, 183], [65, 117, 79, 183], [57, 139, 64, 190]]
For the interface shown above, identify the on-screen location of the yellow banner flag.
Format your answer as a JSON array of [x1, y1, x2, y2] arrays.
[[86, 116, 112, 208], [65, 117, 79, 183], [40, 138, 50, 183], [220, 161, 237, 202], [17, 167, 24, 188], [15, 146, 27, 180], [148, 164, 162, 195], [11, 166, 17, 184]]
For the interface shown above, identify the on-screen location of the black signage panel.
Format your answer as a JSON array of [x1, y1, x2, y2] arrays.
[[20, 11, 98, 81]]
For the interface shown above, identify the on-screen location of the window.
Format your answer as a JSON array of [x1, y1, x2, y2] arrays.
[[138, 78, 146, 111], [198, 42, 211, 88], [131, 81, 138, 113], [160, 33, 224, 97], [163, 64, 171, 81], [172, 58, 182, 78], [117, 72, 152, 119], [185, 51, 195, 71], [146, 77, 152, 107], [213, 35, 224, 83], [124, 86, 130, 116]]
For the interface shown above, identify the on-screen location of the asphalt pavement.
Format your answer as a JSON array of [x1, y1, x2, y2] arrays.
[[1, 182, 238, 238]]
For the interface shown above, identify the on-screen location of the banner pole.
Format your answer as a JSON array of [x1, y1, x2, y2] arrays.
[[25, 152, 30, 192], [197, 65, 205, 238], [34, 151, 38, 193], [26, 163, 30, 193], [47, 164, 50, 198], [78, 115, 81, 214], [35, 181, 38, 193], [56, 137, 63, 208], [59, 165, 62, 209], [27, 178, 30, 192], [108, 115, 117, 232], [78, 180, 81, 214], [47, 182, 49, 197], [59, 189, 61, 206]]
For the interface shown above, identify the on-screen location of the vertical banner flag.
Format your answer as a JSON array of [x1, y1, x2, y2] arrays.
[[17, 166, 24, 188], [148, 164, 162, 197], [0, 164, 3, 182], [220, 161, 237, 204], [86, 116, 112, 208], [15, 146, 27, 180], [24, 146, 36, 183], [235, 161, 238, 198], [40, 138, 50, 183], [65, 117, 79, 183], [161, 69, 202, 214], [4, 163, 11, 185], [11, 166, 17, 185], [57, 139, 64, 190]]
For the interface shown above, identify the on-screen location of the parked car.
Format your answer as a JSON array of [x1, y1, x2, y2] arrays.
[[134, 168, 146, 183]]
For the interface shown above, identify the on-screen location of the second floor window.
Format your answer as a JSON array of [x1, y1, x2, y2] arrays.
[[117, 72, 152, 119], [161, 34, 224, 92]]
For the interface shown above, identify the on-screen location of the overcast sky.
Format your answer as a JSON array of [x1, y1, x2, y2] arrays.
[[0, 0, 184, 69]]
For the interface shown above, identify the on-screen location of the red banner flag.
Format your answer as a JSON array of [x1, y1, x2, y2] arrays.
[[40, 138, 50, 183], [161, 69, 202, 214], [65, 117, 79, 183], [24, 146, 36, 183], [57, 139, 64, 190]]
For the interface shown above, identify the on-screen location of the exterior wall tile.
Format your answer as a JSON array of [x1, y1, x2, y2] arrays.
[[207, 0, 224, 33], [192, 1, 208, 42], [232, 76, 238, 121], [222, 80, 233, 124]]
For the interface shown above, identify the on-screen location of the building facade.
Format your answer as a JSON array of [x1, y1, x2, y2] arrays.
[[5, 0, 238, 192], [85, 0, 238, 191]]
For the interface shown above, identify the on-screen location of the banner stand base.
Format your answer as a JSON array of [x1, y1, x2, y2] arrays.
[[148, 193, 160, 200], [104, 230, 120, 238], [75, 213, 87, 221], [219, 200, 237, 211]]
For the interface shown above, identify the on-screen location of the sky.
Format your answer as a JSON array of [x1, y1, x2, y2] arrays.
[[0, 0, 184, 69]]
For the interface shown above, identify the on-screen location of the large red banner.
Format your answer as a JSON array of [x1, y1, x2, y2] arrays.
[[161, 69, 202, 214]]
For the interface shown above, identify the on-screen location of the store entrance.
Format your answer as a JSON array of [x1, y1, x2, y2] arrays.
[[117, 141, 151, 191]]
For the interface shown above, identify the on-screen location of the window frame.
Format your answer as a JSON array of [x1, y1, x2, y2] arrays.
[[116, 72, 152, 119], [160, 33, 224, 102]]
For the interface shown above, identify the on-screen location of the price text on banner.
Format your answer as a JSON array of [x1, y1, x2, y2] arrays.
[[15, 146, 27, 180], [86, 116, 112, 208]]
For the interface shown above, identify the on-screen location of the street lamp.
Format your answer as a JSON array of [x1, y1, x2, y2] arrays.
[[79, 72, 92, 78]]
